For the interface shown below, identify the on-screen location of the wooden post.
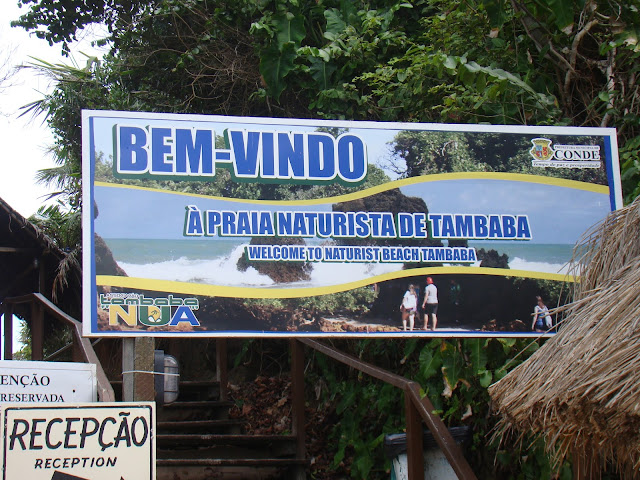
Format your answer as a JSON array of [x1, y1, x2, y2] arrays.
[[122, 338, 155, 401], [3, 302, 13, 360], [216, 338, 228, 401], [405, 390, 424, 480], [31, 301, 44, 361], [122, 338, 135, 401], [38, 257, 46, 294], [291, 339, 306, 480], [71, 335, 83, 363], [134, 337, 155, 401]]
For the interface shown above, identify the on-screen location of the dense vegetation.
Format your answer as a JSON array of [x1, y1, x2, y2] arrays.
[[14, 0, 640, 477]]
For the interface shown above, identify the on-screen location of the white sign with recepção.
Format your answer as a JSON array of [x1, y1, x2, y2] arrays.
[[1, 403, 155, 480]]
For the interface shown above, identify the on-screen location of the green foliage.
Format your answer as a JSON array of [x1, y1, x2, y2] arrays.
[[620, 135, 640, 204], [13, 320, 32, 361], [13, 318, 74, 362], [246, 286, 377, 316], [255, 9, 307, 100], [29, 202, 81, 251], [305, 337, 558, 479], [13, 0, 143, 51], [391, 130, 609, 187], [17, 0, 640, 198]]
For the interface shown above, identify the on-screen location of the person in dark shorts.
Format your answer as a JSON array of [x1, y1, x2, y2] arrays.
[[422, 276, 438, 330]]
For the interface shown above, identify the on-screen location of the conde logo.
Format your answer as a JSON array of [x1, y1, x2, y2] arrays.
[[530, 138, 601, 169]]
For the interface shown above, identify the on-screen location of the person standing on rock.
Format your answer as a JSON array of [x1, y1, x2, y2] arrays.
[[422, 276, 438, 330]]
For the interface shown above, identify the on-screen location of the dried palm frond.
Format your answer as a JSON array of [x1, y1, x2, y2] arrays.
[[489, 195, 640, 475]]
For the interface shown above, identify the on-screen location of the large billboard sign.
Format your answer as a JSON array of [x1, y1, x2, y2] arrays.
[[82, 110, 621, 337], [0, 403, 155, 480]]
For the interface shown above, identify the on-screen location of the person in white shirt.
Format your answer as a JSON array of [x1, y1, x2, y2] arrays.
[[531, 295, 552, 332], [422, 276, 438, 331], [400, 284, 418, 331]]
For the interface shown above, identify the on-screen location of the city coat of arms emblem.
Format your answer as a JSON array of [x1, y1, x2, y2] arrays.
[[530, 138, 554, 161]]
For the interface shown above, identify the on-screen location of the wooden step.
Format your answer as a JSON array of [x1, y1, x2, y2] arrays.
[[112, 379, 219, 388], [156, 459, 306, 480], [156, 466, 295, 480], [169, 380, 221, 402], [157, 434, 295, 445], [156, 434, 297, 456], [157, 458, 307, 467], [178, 380, 220, 389], [163, 400, 234, 409], [158, 400, 236, 422], [157, 419, 243, 432]]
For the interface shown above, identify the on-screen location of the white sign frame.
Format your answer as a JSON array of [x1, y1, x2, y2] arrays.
[[0, 361, 97, 404], [1, 402, 155, 480]]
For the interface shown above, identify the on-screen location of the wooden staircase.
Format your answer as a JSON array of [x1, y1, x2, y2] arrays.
[[155, 379, 306, 480]]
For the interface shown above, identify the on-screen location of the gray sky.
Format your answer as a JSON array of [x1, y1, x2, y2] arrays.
[[400, 180, 609, 244], [0, 2, 106, 218], [0, 2, 106, 356]]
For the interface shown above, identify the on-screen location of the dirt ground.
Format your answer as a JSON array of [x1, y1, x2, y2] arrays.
[[228, 374, 351, 479]]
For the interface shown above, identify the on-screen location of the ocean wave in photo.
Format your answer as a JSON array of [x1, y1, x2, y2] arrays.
[[111, 239, 403, 288], [105, 237, 574, 289], [118, 244, 275, 286], [293, 260, 402, 289], [508, 257, 569, 275]]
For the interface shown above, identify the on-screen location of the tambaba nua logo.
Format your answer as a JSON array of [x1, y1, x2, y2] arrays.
[[99, 293, 201, 327], [529, 137, 601, 169]]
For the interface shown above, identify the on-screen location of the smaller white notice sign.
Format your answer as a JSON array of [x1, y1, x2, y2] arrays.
[[1, 403, 155, 480], [0, 361, 97, 404]]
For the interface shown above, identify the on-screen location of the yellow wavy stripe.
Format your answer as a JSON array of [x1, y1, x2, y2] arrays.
[[97, 268, 575, 299], [95, 172, 608, 206]]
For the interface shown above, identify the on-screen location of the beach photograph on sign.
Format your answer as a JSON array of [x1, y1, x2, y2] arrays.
[[82, 110, 621, 337]]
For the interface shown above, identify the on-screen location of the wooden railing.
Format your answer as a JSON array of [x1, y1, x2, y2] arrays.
[[3, 293, 116, 402], [290, 338, 478, 480]]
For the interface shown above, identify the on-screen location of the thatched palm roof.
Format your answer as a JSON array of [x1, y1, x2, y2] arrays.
[[0, 197, 81, 319], [489, 195, 640, 475]]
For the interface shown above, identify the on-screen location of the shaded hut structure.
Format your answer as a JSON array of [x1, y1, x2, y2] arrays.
[[489, 196, 640, 478], [0, 196, 82, 358], [0, 197, 81, 317]]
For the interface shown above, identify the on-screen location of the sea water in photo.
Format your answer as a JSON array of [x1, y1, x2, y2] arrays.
[[102, 236, 572, 289], [102, 237, 401, 288], [469, 241, 574, 274]]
